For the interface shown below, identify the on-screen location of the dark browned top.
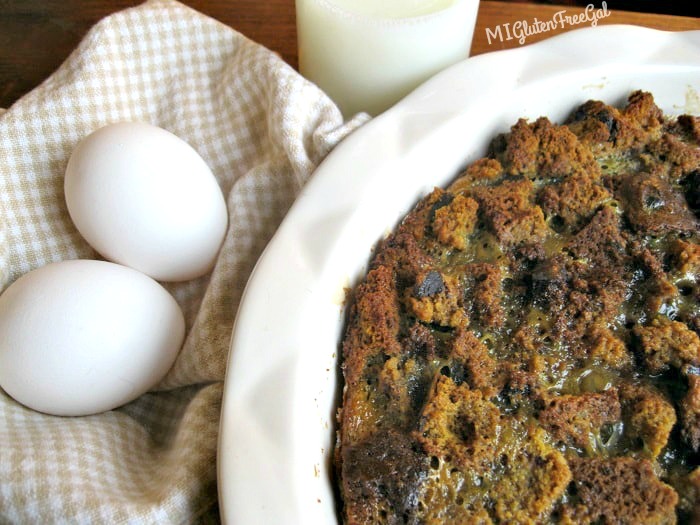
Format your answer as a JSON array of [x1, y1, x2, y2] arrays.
[[337, 91, 700, 524]]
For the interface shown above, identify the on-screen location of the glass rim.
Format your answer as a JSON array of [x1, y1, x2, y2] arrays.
[[297, 0, 478, 28]]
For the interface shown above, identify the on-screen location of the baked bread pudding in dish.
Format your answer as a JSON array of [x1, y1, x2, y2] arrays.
[[336, 91, 700, 524]]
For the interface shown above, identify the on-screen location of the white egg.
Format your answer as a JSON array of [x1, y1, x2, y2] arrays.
[[0, 259, 185, 416], [64, 122, 228, 282]]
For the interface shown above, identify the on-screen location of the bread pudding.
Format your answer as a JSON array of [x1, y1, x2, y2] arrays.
[[335, 91, 700, 524]]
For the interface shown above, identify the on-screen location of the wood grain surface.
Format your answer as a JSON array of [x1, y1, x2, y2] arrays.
[[1, 0, 698, 108]]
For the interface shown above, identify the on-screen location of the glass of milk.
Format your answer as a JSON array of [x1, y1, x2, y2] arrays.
[[296, 0, 480, 117]]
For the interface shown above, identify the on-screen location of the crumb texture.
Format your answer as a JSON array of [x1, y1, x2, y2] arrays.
[[336, 91, 700, 524]]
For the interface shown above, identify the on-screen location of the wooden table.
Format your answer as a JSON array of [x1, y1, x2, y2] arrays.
[[1, 1, 698, 109]]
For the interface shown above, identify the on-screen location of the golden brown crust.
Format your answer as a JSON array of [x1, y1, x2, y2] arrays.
[[432, 193, 479, 251], [337, 91, 699, 524], [408, 270, 467, 328], [448, 328, 506, 398], [619, 382, 677, 460], [538, 173, 611, 229], [634, 317, 700, 374], [414, 375, 500, 472], [539, 390, 621, 451], [648, 133, 700, 182], [490, 426, 571, 524], [491, 117, 600, 181], [449, 157, 505, 193], [584, 324, 633, 369], [562, 457, 678, 524], [680, 372, 700, 452], [672, 238, 700, 276], [472, 179, 548, 246]]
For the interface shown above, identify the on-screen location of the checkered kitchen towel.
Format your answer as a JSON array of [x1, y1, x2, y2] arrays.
[[0, 0, 366, 522]]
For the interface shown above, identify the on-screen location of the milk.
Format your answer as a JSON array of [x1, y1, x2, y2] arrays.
[[296, 0, 479, 117]]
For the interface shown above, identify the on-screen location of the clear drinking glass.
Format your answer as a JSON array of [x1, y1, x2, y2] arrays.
[[296, 0, 480, 117]]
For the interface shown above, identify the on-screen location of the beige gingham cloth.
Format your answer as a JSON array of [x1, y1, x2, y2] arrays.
[[0, 0, 367, 522]]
